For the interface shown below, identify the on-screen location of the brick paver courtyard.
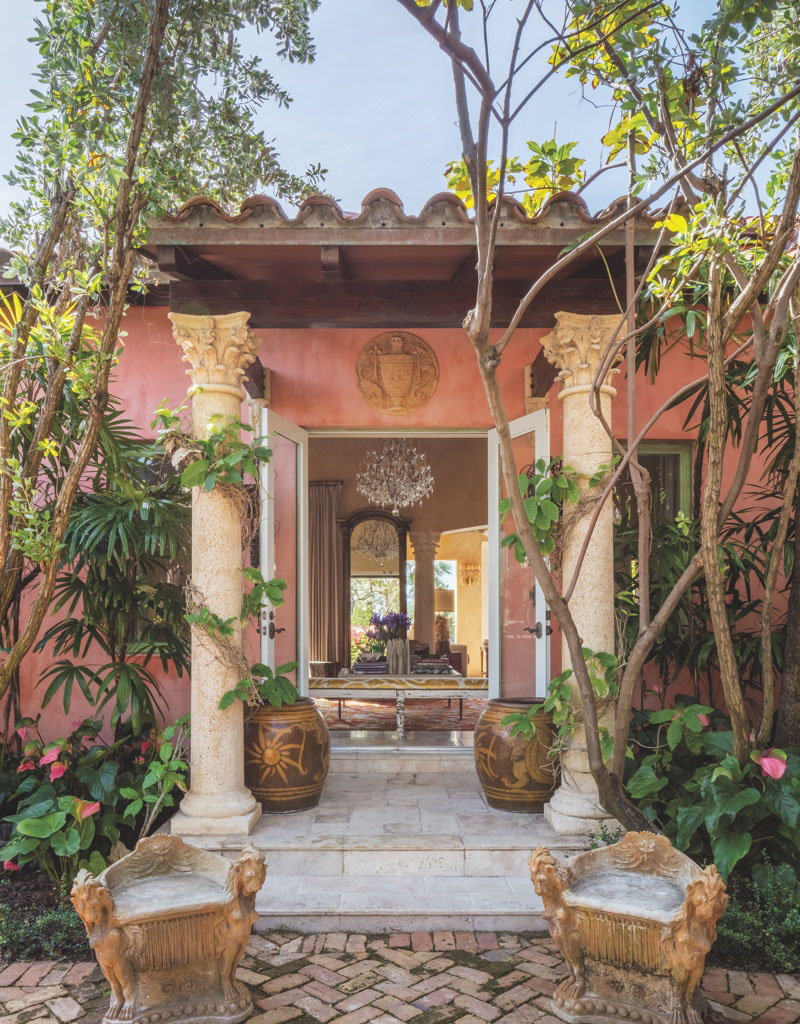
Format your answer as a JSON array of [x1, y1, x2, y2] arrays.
[[1, 931, 798, 1024]]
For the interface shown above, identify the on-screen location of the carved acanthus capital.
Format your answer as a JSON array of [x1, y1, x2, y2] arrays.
[[168, 311, 258, 391], [541, 312, 621, 393], [410, 530, 441, 563]]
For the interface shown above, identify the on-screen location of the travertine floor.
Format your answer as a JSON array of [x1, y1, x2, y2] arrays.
[[190, 759, 583, 931], [2, 931, 795, 1024]]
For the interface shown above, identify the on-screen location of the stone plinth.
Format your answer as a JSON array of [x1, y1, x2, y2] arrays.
[[71, 835, 266, 1024], [530, 831, 728, 1024]]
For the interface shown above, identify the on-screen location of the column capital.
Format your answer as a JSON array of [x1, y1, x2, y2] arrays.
[[410, 530, 441, 561], [168, 311, 258, 393], [541, 312, 620, 397]]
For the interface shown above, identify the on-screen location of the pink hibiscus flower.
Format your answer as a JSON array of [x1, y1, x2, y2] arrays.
[[16, 760, 35, 773], [81, 801, 101, 819], [39, 747, 60, 766], [2, 861, 20, 871], [756, 749, 787, 780], [49, 762, 67, 781]]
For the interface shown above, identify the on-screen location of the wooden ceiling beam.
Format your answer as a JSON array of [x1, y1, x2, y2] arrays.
[[243, 357, 266, 400], [320, 244, 351, 280], [169, 277, 622, 329], [155, 244, 236, 281], [450, 249, 478, 280], [528, 349, 559, 397]]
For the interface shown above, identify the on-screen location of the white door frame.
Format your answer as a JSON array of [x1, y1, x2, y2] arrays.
[[259, 408, 310, 697], [488, 408, 550, 699]]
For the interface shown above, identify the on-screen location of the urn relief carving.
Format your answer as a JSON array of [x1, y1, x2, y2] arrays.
[[356, 331, 438, 415]]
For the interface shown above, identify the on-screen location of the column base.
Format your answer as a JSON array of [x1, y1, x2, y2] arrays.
[[170, 805, 262, 837], [544, 783, 616, 836]]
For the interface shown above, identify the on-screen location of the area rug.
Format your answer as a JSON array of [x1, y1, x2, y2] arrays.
[[315, 697, 486, 731]]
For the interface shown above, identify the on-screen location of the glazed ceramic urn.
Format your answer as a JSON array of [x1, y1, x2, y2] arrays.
[[473, 698, 557, 812], [244, 696, 330, 812]]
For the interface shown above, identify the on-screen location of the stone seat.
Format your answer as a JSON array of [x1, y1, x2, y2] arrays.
[[109, 859, 230, 921], [71, 835, 266, 1024], [530, 831, 728, 1024], [566, 869, 685, 923]]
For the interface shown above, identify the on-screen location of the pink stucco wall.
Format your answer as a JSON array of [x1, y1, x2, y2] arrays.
[[7, 305, 771, 737]]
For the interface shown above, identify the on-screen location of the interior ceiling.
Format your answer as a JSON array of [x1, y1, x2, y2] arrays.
[[309, 436, 488, 535]]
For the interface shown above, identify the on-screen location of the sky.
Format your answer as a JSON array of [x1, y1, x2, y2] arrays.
[[0, 0, 717, 219]]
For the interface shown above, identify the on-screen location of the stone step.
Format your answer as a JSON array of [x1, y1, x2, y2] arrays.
[[253, 873, 546, 934], [329, 746, 474, 774], [194, 825, 584, 877]]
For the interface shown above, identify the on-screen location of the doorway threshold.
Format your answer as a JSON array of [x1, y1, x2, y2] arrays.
[[330, 730, 474, 773], [331, 729, 474, 749]]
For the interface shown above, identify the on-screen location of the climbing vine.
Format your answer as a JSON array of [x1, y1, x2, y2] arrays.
[[152, 401, 295, 711]]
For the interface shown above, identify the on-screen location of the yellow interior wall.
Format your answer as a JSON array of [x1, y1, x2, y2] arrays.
[[437, 530, 486, 677]]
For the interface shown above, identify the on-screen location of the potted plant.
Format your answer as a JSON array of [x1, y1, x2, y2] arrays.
[[214, 570, 331, 814], [473, 697, 557, 813], [370, 611, 411, 674], [240, 662, 330, 813]]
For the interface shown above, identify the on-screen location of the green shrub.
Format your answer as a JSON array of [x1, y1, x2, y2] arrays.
[[711, 862, 800, 973], [0, 879, 89, 960], [2, 715, 188, 889], [626, 702, 800, 880]]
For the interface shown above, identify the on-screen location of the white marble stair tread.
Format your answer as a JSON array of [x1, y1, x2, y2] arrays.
[[253, 873, 546, 933], [180, 770, 585, 881]]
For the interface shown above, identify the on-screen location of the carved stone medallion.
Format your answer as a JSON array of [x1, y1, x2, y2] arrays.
[[356, 332, 439, 415]]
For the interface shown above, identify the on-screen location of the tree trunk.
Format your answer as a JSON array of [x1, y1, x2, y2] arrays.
[[776, 485, 800, 747]]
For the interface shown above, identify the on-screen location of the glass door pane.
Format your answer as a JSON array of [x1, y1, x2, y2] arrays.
[[259, 409, 309, 694], [488, 410, 549, 699]]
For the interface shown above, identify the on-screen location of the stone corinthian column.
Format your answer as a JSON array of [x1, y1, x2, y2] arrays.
[[410, 531, 441, 650], [168, 312, 261, 836], [541, 312, 620, 835]]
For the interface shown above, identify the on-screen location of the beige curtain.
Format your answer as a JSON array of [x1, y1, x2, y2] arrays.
[[309, 481, 344, 666]]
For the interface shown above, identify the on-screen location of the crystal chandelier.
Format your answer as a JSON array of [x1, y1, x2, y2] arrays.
[[354, 519, 398, 567], [356, 439, 434, 515]]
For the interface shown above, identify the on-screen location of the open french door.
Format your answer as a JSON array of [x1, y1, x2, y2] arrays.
[[259, 409, 310, 696], [488, 409, 550, 700]]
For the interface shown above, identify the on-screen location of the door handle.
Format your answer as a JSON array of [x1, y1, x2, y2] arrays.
[[265, 611, 286, 640], [525, 621, 553, 639]]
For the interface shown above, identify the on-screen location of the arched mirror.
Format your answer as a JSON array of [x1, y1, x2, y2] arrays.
[[339, 507, 410, 668]]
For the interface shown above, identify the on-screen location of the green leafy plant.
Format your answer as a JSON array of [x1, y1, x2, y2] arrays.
[[119, 716, 189, 838], [711, 861, 800, 973], [588, 823, 625, 849], [499, 458, 580, 560], [33, 427, 190, 735], [178, 417, 273, 493], [0, 879, 90, 960], [219, 662, 298, 710], [627, 703, 800, 880], [0, 0, 324, 709], [1, 716, 188, 887], [502, 648, 618, 761], [446, 138, 585, 215]]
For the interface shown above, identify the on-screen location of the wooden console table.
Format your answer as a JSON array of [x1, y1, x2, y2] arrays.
[[309, 676, 489, 739]]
